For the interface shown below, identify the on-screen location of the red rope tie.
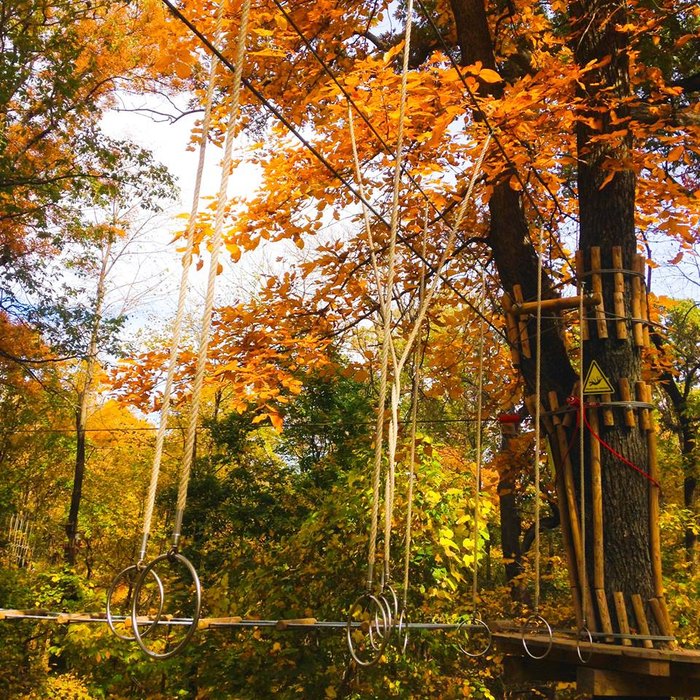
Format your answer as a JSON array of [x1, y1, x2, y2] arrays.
[[566, 396, 661, 491]]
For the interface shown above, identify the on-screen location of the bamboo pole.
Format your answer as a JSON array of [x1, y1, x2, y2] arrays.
[[631, 594, 654, 649], [501, 294, 521, 367], [611, 247, 628, 341], [512, 285, 531, 358], [612, 591, 633, 646], [590, 247, 608, 339], [619, 378, 636, 428], [630, 258, 645, 348], [575, 250, 590, 341], [510, 294, 601, 316]]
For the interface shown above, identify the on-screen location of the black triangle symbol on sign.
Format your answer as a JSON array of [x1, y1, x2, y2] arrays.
[[583, 360, 614, 395]]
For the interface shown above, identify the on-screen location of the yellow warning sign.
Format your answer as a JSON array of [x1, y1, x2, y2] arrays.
[[583, 361, 614, 395]]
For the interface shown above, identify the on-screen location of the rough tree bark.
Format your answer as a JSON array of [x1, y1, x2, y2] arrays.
[[447, 0, 664, 633], [65, 238, 112, 566]]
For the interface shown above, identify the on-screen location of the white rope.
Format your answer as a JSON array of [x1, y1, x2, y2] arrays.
[[534, 230, 544, 612], [401, 209, 428, 607], [393, 134, 491, 381], [472, 269, 486, 611], [139, 7, 224, 562], [172, 0, 251, 547], [381, 0, 415, 585], [578, 246, 587, 625]]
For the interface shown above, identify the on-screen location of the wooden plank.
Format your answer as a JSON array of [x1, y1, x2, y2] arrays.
[[549, 391, 591, 625], [638, 382, 663, 599], [511, 293, 602, 316], [512, 285, 531, 358], [612, 591, 633, 647], [637, 255, 651, 347], [588, 408, 605, 592], [631, 594, 654, 650], [611, 247, 628, 340], [618, 378, 636, 428], [590, 247, 608, 339], [578, 666, 698, 697], [275, 617, 317, 630], [595, 589, 614, 640], [502, 655, 576, 684], [657, 597, 677, 649], [630, 257, 645, 348], [198, 616, 242, 630]]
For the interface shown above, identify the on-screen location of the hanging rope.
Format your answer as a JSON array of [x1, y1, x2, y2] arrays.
[[472, 270, 485, 613], [139, 16, 224, 565], [171, 0, 251, 551], [534, 232, 543, 614], [521, 227, 553, 660], [106, 5, 224, 645], [129, 1, 252, 661]]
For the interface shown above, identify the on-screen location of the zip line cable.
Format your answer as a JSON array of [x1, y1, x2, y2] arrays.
[[158, 0, 507, 344], [268, 0, 455, 230], [412, 0, 577, 280]]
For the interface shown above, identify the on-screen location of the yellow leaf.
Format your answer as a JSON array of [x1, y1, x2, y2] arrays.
[[667, 145, 684, 162], [227, 242, 241, 262], [479, 68, 502, 83]]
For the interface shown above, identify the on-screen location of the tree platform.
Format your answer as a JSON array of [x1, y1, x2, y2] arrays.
[[493, 628, 700, 698]]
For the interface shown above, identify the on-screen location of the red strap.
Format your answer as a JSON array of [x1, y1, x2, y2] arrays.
[[566, 396, 661, 491]]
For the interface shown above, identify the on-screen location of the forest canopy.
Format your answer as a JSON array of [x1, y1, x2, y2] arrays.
[[0, 0, 698, 698]]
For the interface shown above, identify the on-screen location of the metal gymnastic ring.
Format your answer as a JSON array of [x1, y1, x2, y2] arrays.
[[457, 612, 492, 658], [131, 551, 202, 660], [368, 593, 393, 650], [382, 584, 400, 620], [396, 607, 410, 656], [346, 593, 390, 667], [107, 564, 164, 642], [576, 625, 593, 664], [520, 614, 553, 660], [369, 584, 399, 649]]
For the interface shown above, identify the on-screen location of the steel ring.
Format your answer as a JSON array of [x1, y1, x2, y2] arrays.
[[457, 614, 492, 658], [131, 552, 201, 660], [346, 593, 390, 667], [521, 614, 553, 660], [107, 564, 164, 642], [369, 593, 393, 650], [369, 585, 398, 648], [576, 625, 593, 664]]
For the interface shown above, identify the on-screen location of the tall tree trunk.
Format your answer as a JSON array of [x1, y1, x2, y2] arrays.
[[571, 0, 658, 624], [65, 238, 112, 565], [448, 0, 665, 633]]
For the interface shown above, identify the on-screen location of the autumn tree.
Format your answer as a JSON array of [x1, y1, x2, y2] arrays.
[[144, 0, 699, 634], [654, 299, 700, 567]]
